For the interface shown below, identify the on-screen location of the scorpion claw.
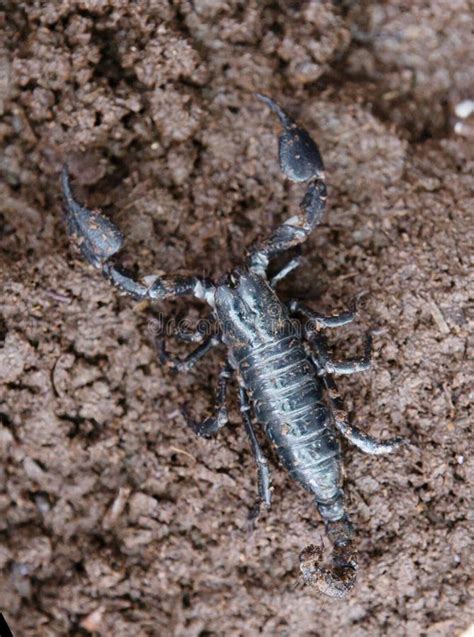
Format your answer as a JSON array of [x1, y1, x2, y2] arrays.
[[61, 167, 124, 268], [256, 93, 293, 127], [257, 94, 324, 183]]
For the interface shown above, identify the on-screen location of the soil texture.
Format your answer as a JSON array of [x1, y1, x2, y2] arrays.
[[0, 1, 473, 636]]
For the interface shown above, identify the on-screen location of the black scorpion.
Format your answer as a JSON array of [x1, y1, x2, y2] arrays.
[[61, 95, 405, 598]]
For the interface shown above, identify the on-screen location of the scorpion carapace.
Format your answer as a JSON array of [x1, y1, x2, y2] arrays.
[[61, 95, 405, 598]]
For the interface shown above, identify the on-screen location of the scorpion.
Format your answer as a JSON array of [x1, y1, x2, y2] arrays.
[[61, 95, 405, 598]]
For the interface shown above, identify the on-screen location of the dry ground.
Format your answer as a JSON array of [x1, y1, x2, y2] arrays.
[[0, 1, 473, 636]]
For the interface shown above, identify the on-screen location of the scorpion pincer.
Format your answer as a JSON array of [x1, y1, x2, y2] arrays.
[[61, 94, 405, 598]]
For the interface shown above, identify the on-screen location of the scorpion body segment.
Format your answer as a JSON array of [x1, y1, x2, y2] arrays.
[[217, 272, 344, 518], [61, 95, 405, 598]]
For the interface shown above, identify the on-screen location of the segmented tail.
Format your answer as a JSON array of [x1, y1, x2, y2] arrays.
[[299, 516, 357, 599]]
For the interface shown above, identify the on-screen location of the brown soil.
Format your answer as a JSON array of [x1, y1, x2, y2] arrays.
[[0, 1, 472, 636]]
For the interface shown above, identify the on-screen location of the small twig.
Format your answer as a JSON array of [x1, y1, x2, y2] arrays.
[[169, 446, 197, 463], [44, 289, 71, 303]]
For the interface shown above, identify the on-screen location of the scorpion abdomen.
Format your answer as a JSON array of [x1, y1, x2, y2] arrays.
[[235, 333, 345, 520]]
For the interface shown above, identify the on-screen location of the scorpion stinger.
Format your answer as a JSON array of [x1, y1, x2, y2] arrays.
[[249, 95, 326, 276], [61, 167, 215, 304], [299, 516, 358, 598]]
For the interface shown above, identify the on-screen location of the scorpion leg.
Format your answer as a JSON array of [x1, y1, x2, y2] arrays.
[[290, 299, 356, 330], [238, 386, 272, 510], [182, 362, 233, 438], [156, 334, 220, 373], [323, 373, 405, 454], [306, 327, 405, 453], [311, 331, 373, 376], [174, 323, 207, 344], [150, 314, 211, 345], [149, 316, 219, 373], [61, 167, 213, 303], [270, 256, 303, 288], [249, 95, 326, 276]]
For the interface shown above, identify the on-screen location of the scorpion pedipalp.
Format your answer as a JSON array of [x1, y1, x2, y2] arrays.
[[61, 166, 214, 303], [249, 96, 327, 272], [61, 167, 124, 268], [256, 94, 324, 183]]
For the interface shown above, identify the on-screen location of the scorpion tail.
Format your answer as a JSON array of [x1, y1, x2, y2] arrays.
[[299, 516, 358, 599]]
